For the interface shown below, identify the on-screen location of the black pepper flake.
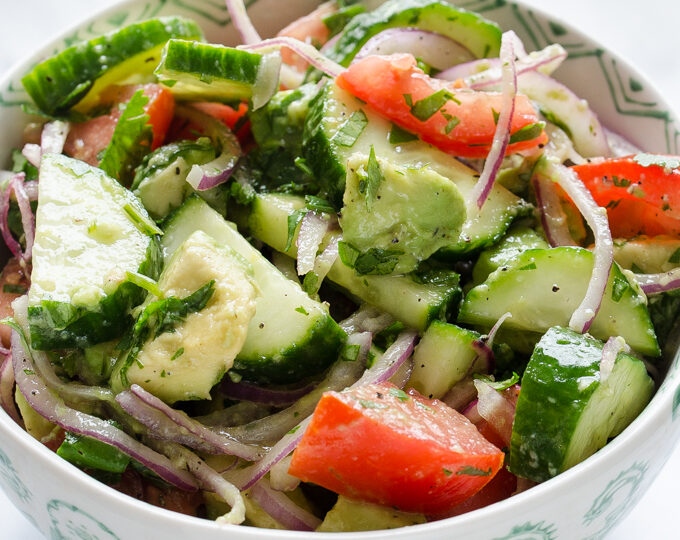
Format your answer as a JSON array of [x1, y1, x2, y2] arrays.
[[259, 322, 265, 329], [552, 285, 560, 292]]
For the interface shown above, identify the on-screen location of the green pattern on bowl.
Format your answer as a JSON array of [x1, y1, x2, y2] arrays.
[[492, 521, 558, 540], [48, 500, 120, 540], [0, 448, 31, 504]]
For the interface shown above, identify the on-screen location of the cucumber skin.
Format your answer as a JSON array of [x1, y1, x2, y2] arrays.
[[328, 0, 502, 66], [159, 40, 261, 86], [232, 314, 347, 385], [509, 327, 653, 482], [302, 84, 347, 208], [22, 17, 203, 115], [28, 236, 162, 350]]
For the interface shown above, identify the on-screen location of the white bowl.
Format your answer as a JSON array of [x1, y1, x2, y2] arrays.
[[0, 1, 679, 539]]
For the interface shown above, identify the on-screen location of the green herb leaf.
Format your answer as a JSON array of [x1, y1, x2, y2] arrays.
[[670, 248, 680, 264], [410, 89, 459, 122], [2, 284, 27, 295], [332, 109, 368, 148], [442, 468, 453, 476], [441, 111, 460, 134], [170, 347, 184, 361], [321, 4, 366, 38], [295, 306, 309, 316], [539, 109, 572, 138], [388, 387, 410, 402], [304, 195, 335, 214], [456, 466, 492, 477], [125, 271, 163, 298], [340, 343, 360, 362], [358, 399, 388, 409], [611, 275, 629, 302], [364, 145, 383, 210], [509, 122, 545, 144], [98, 89, 153, 185], [474, 372, 519, 391], [123, 203, 163, 236], [389, 123, 418, 144], [285, 209, 306, 252]]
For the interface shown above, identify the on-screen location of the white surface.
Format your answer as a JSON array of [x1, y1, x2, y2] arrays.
[[0, 0, 679, 538]]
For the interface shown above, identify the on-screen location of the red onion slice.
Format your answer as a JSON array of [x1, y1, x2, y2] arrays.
[[21, 144, 41, 169], [0, 353, 22, 426], [175, 105, 241, 191], [462, 398, 483, 424], [354, 28, 474, 70], [469, 31, 517, 210], [473, 379, 517, 447], [157, 441, 245, 524], [296, 212, 329, 276], [239, 37, 344, 78], [442, 377, 478, 412], [532, 174, 577, 247], [353, 330, 417, 387], [306, 235, 339, 294], [339, 304, 394, 334], [539, 159, 614, 333], [599, 336, 626, 383], [0, 174, 27, 263], [225, 0, 261, 44], [221, 379, 316, 406], [249, 477, 322, 531], [438, 43, 566, 87], [11, 329, 197, 491], [636, 268, 680, 295], [41, 120, 69, 155], [116, 385, 264, 461], [11, 177, 35, 263], [485, 311, 512, 349]]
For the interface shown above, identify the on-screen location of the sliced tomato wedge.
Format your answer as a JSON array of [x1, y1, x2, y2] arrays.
[[64, 83, 175, 167], [572, 154, 680, 238], [335, 53, 548, 159], [276, 1, 336, 72], [0, 258, 30, 348], [288, 382, 505, 515]]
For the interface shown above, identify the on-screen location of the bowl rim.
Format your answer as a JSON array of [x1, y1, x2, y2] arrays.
[[0, 0, 679, 538]]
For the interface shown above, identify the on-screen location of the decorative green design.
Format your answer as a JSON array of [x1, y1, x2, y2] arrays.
[[456, 0, 508, 12], [492, 521, 558, 540], [548, 21, 567, 37], [582, 461, 648, 540], [107, 12, 130, 28], [0, 448, 31, 504], [673, 384, 680, 420], [610, 58, 657, 107], [629, 77, 644, 92], [47, 500, 120, 540]]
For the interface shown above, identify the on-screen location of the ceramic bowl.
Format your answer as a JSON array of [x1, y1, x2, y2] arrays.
[[0, 1, 679, 539]]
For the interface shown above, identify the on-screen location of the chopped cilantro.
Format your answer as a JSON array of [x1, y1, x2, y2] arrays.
[[125, 271, 163, 298], [288, 425, 301, 434], [294, 156, 314, 176], [403, 93, 414, 108], [363, 145, 384, 210], [358, 399, 388, 409], [295, 306, 309, 316], [340, 343, 360, 362], [304, 194, 335, 214], [540, 109, 572, 138], [441, 111, 460, 134], [670, 247, 680, 264], [474, 372, 519, 391], [611, 275, 629, 302], [338, 242, 403, 275], [388, 387, 410, 402], [611, 175, 631, 188], [389, 123, 418, 144], [332, 109, 368, 147], [442, 468, 453, 476], [519, 262, 537, 271], [170, 348, 184, 361], [410, 89, 460, 122], [302, 272, 320, 295], [509, 122, 545, 144], [456, 466, 492, 477], [630, 262, 644, 274]]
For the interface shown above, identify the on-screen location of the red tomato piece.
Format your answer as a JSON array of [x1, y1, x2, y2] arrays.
[[335, 54, 548, 159], [277, 1, 336, 72], [572, 155, 680, 238], [288, 382, 505, 515], [64, 83, 175, 166], [0, 258, 30, 348]]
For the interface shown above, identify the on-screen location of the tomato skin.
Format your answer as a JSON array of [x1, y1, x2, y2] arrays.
[[572, 155, 680, 238], [63, 83, 175, 166], [0, 258, 29, 348], [289, 383, 504, 515], [335, 54, 547, 159], [277, 1, 336, 71]]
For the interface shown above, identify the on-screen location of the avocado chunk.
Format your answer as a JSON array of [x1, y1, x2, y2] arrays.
[[317, 496, 426, 532], [509, 327, 654, 482], [339, 153, 466, 274], [114, 230, 257, 403]]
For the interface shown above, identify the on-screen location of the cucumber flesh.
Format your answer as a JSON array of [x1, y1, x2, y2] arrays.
[[28, 153, 161, 349], [247, 193, 461, 330], [459, 247, 660, 357], [161, 196, 346, 384], [155, 39, 281, 109], [22, 17, 203, 115], [328, 0, 502, 66], [509, 326, 654, 481]]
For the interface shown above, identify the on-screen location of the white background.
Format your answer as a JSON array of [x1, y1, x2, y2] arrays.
[[0, 0, 679, 538]]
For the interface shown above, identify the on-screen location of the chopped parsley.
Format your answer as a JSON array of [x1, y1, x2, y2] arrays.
[[295, 306, 309, 316], [409, 89, 460, 122], [669, 247, 680, 264], [340, 343, 361, 362], [332, 109, 368, 148], [509, 122, 545, 144], [611, 275, 629, 302], [474, 372, 519, 391], [388, 387, 410, 402], [170, 347, 185, 361], [363, 145, 384, 210], [456, 466, 492, 477], [285, 195, 336, 251], [338, 242, 403, 275], [389, 123, 418, 144], [358, 399, 389, 409]]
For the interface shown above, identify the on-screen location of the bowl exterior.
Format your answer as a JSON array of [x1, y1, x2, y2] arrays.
[[0, 1, 679, 539]]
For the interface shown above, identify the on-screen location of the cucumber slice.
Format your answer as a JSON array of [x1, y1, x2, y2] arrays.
[[459, 247, 660, 357], [247, 193, 461, 330], [161, 196, 346, 384], [132, 138, 226, 220], [28, 153, 161, 350], [303, 82, 529, 253], [509, 327, 654, 481], [471, 226, 549, 286], [327, 0, 502, 66], [22, 17, 203, 115], [155, 39, 281, 109], [612, 236, 680, 274], [407, 321, 483, 399]]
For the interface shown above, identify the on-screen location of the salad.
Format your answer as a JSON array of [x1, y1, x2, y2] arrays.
[[0, 0, 677, 532]]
